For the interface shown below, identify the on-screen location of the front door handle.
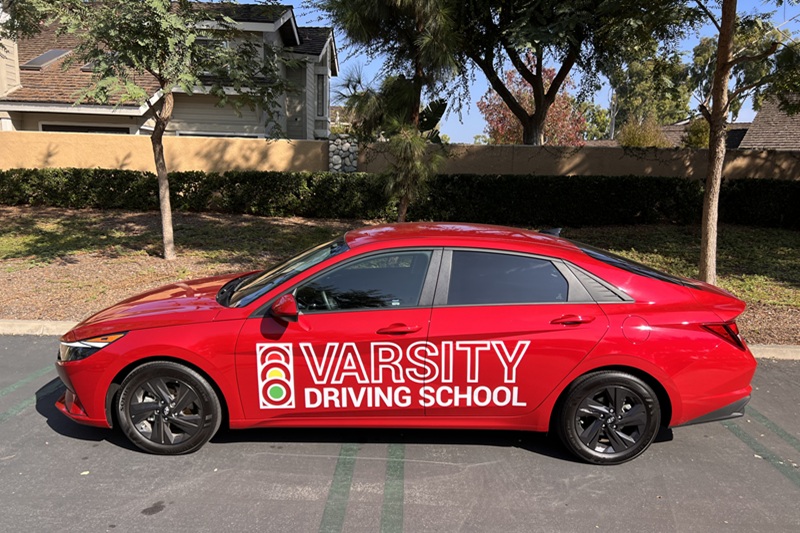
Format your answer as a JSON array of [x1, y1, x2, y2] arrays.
[[550, 315, 596, 326], [376, 323, 422, 335]]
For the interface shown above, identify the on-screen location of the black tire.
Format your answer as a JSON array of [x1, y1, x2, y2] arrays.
[[557, 371, 660, 465], [117, 361, 222, 455]]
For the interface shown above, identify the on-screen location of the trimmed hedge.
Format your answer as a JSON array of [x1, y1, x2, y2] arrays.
[[0, 167, 797, 228], [410, 174, 705, 226]]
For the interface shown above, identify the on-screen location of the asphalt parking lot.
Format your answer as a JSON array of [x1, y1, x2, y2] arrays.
[[1, 335, 799, 533]]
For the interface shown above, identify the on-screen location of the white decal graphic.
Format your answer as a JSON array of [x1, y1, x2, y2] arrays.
[[256, 340, 529, 410]]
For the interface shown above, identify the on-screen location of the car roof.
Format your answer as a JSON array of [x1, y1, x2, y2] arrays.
[[344, 223, 579, 253]]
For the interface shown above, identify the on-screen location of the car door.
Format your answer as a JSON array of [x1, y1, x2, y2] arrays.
[[424, 249, 609, 418], [235, 248, 441, 420]]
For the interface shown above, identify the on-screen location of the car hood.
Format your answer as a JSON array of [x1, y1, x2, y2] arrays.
[[63, 273, 245, 341]]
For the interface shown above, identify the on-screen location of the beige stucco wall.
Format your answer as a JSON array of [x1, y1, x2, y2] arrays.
[[360, 144, 800, 180], [0, 131, 328, 172], [2, 132, 799, 179]]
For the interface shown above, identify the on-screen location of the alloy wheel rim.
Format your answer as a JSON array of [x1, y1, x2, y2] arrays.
[[575, 385, 648, 454], [128, 377, 204, 445]]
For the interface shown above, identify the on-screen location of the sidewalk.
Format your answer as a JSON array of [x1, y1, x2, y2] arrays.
[[1, 319, 798, 360]]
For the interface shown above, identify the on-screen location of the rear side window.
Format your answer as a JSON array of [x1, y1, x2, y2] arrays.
[[577, 243, 699, 288], [447, 251, 568, 305]]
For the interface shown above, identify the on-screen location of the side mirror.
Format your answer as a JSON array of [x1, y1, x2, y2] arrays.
[[270, 294, 299, 322]]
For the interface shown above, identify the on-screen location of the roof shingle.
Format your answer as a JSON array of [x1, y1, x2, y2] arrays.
[[0, 24, 160, 107], [739, 97, 800, 151], [288, 27, 333, 57]]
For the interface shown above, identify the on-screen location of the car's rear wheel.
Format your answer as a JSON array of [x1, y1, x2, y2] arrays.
[[557, 371, 660, 465], [117, 361, 221, 455]]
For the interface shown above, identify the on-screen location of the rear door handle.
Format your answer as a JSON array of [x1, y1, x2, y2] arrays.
[[376, 323, 422, 335], [550, 315, 596, 326]]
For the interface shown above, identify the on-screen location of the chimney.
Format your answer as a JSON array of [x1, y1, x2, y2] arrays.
[[1, 5, 21, 98]]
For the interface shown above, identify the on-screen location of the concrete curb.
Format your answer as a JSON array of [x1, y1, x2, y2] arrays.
[[749, 344, 800, 361], [0, 320, 78, 337], [0, 320, 798, 360]]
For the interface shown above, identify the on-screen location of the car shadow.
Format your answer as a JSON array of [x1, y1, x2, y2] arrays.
[[212, 424, 674, 462], [34, 378, 137, 451], [213, 426, 581, 463], [35, 378, 674, 460]]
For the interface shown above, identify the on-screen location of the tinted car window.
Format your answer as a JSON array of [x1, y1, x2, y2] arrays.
[[447, 251, 568, 305], [576, 242, 701, 289], [296, 251, 432, 312]]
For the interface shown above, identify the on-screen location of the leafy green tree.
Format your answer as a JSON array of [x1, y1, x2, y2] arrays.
[[579, 102, 611, 140], [448, 0, 697, 145], [691, 1, 796, 283], [312, 0, 458, 128], [760, 36, 800, 114], [336, 68, 447, 221], [336, 69, 446, 142], [682, 118, 710, 148], [608, 51, 691, 137], [385, 125, 446, 222], [617, 116, 673, 147], [690, 16, 788, 122], [317, 1, 456, 221], [2, 0, 290, 260]]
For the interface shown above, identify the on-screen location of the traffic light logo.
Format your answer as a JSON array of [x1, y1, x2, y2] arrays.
[[257, 343, 296, 409]]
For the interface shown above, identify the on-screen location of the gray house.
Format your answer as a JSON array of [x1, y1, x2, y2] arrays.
[[0, 4, 338, 139]]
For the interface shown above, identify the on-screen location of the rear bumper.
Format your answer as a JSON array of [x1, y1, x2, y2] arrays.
[[675, 395, 750, 427]]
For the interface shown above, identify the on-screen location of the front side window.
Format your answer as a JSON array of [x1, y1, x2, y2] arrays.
[[296, 251, 432, 312], [447, 251, 568, 305]]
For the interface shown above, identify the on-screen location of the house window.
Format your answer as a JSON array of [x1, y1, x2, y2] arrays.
[[316, 74, 326, 117], [20, 49, 71, 71]]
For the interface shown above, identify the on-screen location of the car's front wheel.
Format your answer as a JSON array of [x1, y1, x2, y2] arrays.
[[117, 361, 222, 455], [557, 371, 660, 465]]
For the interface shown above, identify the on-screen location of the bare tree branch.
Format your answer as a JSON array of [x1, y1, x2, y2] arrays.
[[727, 41, 779, 68], [694, 0, 722, 33]]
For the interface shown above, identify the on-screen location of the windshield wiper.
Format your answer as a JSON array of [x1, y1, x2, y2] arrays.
[[217, 272, 260, 307]]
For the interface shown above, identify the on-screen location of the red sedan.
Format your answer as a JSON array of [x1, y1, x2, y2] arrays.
[[55, 223, 756, 464]]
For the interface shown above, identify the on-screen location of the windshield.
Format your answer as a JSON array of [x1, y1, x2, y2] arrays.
[[222, 237, 348, 308]]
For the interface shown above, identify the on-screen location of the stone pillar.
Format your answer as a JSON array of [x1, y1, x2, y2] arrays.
[[328, 133, 359, 173]]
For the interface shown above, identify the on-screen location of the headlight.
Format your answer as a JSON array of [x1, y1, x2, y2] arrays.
[[59, 333, 126, 362]]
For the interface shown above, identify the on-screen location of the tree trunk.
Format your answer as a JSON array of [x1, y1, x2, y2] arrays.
[[522, 116, 545, 146], [397, 195, 410, 223], [151, 92, 176, 261], [700, 0, 737, 284], [409, 17, 424, 129]]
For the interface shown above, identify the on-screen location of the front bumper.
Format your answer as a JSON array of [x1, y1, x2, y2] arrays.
[[54, 362, 111, 428], [675, 395, 750, 427], [55, 390, 111, 428]]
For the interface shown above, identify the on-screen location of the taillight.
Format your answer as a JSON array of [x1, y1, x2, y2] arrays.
[[702, 322, 745, 350]]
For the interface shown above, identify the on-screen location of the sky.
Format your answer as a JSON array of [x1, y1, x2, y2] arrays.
[[263, 0, 800, 143]]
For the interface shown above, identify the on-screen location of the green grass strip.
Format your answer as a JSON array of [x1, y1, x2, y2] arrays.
[[0, 379, 63, 424], [318, 442, 360, 533], [723, 421, 800, 489], [746, 406, 800, 455], [380, 443, 405, 533], [0, 366, 53, 399]]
